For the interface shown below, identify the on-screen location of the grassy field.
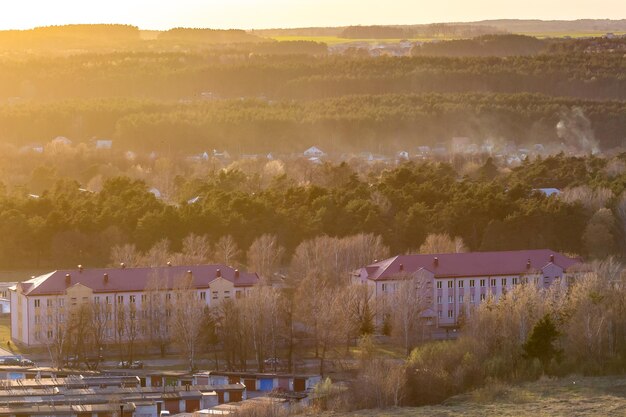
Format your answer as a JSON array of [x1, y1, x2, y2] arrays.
[[268, 32, 626, 44], [313, 376, 626, 416]]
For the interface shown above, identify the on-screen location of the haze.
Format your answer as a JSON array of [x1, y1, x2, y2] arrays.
[[1, 0, 625, 30]]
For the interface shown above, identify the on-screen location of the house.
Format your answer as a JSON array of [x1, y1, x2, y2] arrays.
[[10, 264, 259, 346], [534, 188, 561, 197], [95, 139, 113, 150], [353, 249, 583, 329], [303, 146, 326, 158]]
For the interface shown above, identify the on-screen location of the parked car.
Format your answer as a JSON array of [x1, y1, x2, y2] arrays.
[[264, 357, 280, 366], [118, 360, 143, 369], [19, 358, 35, 367]]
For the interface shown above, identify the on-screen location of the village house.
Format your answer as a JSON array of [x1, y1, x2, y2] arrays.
[[353, 249, 583, 329], [10, 264, 259, 347]]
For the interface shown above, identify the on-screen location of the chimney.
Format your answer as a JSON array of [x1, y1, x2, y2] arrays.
[[234, 269, 240, 279], [78, 265, 83, 273], [167, 261, 172, 267], [120, 262, 126, 269], [526, 259, 531, 269], [399, 263, 404, 272], [103, 273, 109, 284], [549, 254, 554, 263], [433, 257, 439, 267], [65, 273, 71, 286], [216, 269, 221, 278]]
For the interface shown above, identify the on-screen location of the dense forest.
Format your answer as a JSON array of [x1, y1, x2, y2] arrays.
[[0, 154, 624, 270], [0, 93, 625, 152]]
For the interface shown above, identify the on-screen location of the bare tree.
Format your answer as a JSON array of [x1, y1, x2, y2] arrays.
[[419, 233, 467, 254], [180, 233, 211, 264], [247, 234, 284, 284], [390, 274, 431, 355], [110, 243, 142, 267], [144, 272, 170, 356], [170, 273, 206, 370], [213, 235, 241, 266], [141, 239, 172, 267]]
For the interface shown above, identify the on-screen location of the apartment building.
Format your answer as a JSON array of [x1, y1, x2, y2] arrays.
[[10, 264, 258, 346], [353, 249, 583, 328]]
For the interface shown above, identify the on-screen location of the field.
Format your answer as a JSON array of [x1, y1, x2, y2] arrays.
[[314, 376, 626, 417], [268, 32, 626, 44]]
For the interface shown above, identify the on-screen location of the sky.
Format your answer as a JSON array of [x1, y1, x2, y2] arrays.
[[0, 0, 624, 30]]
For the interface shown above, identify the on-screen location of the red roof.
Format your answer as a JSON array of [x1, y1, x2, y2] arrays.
[[17, 264, 259, 296], [361, 249, 582, 281]]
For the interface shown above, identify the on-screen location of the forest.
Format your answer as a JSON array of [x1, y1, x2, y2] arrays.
[[0, 153, 624, 270]]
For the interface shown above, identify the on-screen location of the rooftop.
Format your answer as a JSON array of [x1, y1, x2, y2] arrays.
[[359, 249, 583, 281], [14, 264, 259, 296]]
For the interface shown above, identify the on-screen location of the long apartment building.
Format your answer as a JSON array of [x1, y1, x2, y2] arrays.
[[10, 264, 259, 346], [353, 249, 584, 328]]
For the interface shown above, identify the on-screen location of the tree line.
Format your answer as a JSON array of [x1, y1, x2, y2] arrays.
[[1, 93, 626, 152], [2, 51, 626, 101], [1, 153, 626, 270]]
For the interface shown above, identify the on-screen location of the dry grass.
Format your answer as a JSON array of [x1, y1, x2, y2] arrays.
[[306, 376, 626, 417]]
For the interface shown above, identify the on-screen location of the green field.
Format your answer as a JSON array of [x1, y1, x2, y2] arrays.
[[312, 376, 626, 417]]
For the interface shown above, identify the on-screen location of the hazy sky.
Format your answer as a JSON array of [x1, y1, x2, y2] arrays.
[[0, 0, 624, 30]]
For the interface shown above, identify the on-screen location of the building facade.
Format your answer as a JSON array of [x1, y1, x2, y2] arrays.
[[10, 264, 258, 346], [353, 249, 583, 329]]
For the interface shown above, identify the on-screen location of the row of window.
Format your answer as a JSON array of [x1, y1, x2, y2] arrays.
[[32, 290, 245, 308], [435, 276, 554, 290], [436, 294, 487, 304]]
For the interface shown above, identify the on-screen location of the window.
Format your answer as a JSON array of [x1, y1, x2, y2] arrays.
[[34, 315, 41, 324], [129, 295, 136, 303], [58, 298, 64, 307], [106, 296, 111, 304], [512, 277, 519, 285], [200, 292, 206, 300], [458, 281, 464, 288], [381, 283, 387, 292], [94, 296, 100, 304], [470, 294, 475, 303], [447, 280, 453, 288], [34, 299, 40, 308], [436, 281, 442, 289], [224, 290, 231, 299], [490, 279, 496, 287], [117, 295, 123, 304], [480, 279, 485, 287], [212, 291, 218, 300], [47, 330, 53, 339], [166, 293, 172, 301], [501, 278, 507, 286], [71, 297, 77, 306], [448, 310, 454, 318], [480, 293, 486, 301], [437, 296, 442, 304], [438, 310, 442, 318], [141, 294, 147, 303], [448, 295, 453, 303], [459, 295, 464, 303], [47, 299, 53, 307], [469, 279, 475, 288]]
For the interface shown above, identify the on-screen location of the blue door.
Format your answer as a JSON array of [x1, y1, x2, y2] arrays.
[[259, 378, 274, 391]]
